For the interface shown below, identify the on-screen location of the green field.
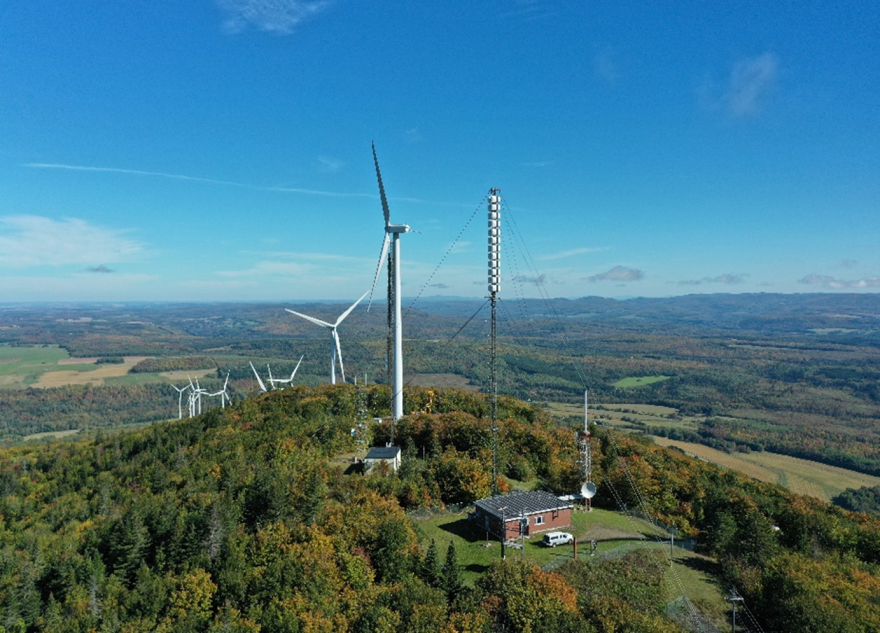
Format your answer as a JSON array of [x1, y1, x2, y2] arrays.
[[0, 344, 72, 387], [613, 375, 671, 388], [654, 437, 880, 502], [23, 429, 82, 442]]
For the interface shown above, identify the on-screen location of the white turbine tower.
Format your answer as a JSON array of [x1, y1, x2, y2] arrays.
[[368, 142, 410, 421], [286, 292, 368, 384], [171, 383, 190, 420]]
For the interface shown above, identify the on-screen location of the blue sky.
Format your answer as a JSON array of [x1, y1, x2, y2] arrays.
[[1, 1, 878, 302]]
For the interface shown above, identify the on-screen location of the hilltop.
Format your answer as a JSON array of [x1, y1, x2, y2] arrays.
[[1, 386, 879, 631]]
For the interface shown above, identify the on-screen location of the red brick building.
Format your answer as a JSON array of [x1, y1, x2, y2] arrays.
[[471, 491, 573, 541]]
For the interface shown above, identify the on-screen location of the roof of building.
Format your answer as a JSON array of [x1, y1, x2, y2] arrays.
[[474, 491, 573, 518], [365, 446, 401, 460]]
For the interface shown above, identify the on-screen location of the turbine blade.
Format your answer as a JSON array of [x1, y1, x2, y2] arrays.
[[290, 355, 304, 381], [368, 234, 391, 312], [336, 290, 369, 326], [267, 364, 274, 388], [223, 372, 230, 390], [372, 141, 391, 227], [285, 308, 333, 329], [250, 361, 267, 392], [334, 330, 345, 382]]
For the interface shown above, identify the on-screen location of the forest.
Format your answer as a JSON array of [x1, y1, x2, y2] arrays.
[[1, 385, 879, 631]]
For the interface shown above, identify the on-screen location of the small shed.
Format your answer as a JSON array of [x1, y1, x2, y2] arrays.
[[364, 446, 402, 473], [472, 491, 573, 541]]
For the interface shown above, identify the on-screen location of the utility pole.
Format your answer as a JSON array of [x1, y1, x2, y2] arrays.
[[725, 588, 744, 632], [488, 189, 501, 495], [499, 506, 507, 560]]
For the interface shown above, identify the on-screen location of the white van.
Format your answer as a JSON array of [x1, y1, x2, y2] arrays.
[[541, 531, 574, 547]]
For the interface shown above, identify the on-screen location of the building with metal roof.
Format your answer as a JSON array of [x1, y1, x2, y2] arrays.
[[472, 491, 573, 541]]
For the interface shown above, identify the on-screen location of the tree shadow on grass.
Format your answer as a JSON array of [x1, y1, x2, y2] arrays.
[[678, 554, 722, 579], [465, 563, 490, 574], [439, 518, 489, 543]]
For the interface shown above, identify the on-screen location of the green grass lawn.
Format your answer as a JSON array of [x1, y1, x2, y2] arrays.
[[412, 507, 670, 585], [411, 505, 730, 627]]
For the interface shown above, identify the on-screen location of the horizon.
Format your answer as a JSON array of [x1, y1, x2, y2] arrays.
[[1, 2, 878, 302], [2, 290, 879, 309]]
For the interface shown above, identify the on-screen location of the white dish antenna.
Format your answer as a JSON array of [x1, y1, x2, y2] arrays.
[[581, 482, 597, 499]]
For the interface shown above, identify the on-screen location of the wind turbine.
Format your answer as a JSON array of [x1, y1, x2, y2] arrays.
[[268, 355, 304, 390], [171, 383, 190, 420], [368, 142, 409, 420], [208, 373, 232, 408], [187, 376, 209, 416], [286, 292, 368, 384]]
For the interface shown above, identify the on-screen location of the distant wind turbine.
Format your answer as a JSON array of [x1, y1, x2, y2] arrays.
[[269, 355, 304, 389], [286, 292, 368, 384], [208, 373, 232, 408], [171, 383, 190, 420], [368, 142, 410, 420]]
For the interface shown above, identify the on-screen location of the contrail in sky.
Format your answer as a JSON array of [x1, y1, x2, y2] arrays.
[[24, 163, 375, 199], [25, 162, 476, 208]]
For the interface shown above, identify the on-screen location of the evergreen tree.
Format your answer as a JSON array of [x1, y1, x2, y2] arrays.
[[421, 539, 443, 588], [443, 539, 463, 599]]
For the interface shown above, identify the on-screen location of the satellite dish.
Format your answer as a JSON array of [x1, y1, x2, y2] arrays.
[[581, 481, 597, 499]]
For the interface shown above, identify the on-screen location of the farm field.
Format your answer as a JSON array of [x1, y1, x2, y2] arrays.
[[412, 507, 728, 627], [33, 356, 151, 388], [23, 429, 81, 442], [652, 436, 880, 501], [544, 400, 701, 431], [0, 344, 76, 388], [613, 375, 670, 388]]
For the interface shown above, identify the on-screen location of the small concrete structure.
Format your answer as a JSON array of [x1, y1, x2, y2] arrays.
[[364, 446, 402, 473], [472, 490, 573, 541]]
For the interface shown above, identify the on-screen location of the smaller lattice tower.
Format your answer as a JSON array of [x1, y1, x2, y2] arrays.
[[578, 390, 597, 510]]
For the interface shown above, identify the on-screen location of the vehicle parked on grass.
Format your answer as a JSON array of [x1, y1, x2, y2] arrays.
[[541, 531, 574, 547]]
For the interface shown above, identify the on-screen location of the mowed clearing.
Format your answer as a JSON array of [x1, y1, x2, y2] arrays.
[[653, 437, 880, 501], [34, 356, 152, 388]]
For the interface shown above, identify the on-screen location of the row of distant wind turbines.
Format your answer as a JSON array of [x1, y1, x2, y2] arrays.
[[171, 143, 410, 421]]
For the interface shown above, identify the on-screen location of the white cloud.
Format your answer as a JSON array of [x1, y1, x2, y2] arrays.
[[317, 156, 344, 173], [513, 274, 547, 285], [722, 53, 779, 117], [403, 128, 424, 143], [0, 216, 143, 268], [677, 273, 746, 286], [0, 273, 157, 301], [217, 0, 330, 34], [702, 52, 779, 118], [584, 265, 643, 283], [540, 247, 605, 261], [798, 274, 880, 289]]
